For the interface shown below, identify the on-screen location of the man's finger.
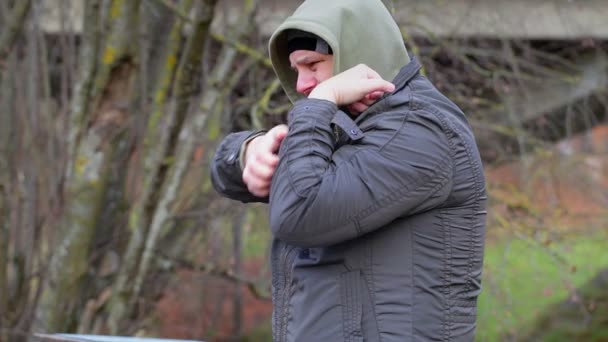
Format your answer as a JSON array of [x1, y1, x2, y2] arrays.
[[264, 124, 289, 153], [249, 187, 268, 198], [255, 151, 280, 167], [359, 79, 395, 96], [361, 96, 377, 106], [349, 101, 369, 114], [242, 168, 253, 185], [366, 91, 384, 100], [244, 172, 269, 195], [249, 163, 275, 181], [248, 184, 269, 197]]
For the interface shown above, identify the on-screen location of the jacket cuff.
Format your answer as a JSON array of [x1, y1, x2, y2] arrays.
[[210, 129, 270, 203], [289, 98, 338, 124]]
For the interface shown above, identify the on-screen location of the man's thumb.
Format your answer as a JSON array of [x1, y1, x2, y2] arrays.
[[266, 124, 289, 153]]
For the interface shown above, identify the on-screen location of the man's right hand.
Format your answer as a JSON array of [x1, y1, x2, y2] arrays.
[[308, 64, 395, 108], [242, 125, 289, 197]]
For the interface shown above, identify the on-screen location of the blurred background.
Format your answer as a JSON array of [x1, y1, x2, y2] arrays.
[[0, 0, 606, 341]]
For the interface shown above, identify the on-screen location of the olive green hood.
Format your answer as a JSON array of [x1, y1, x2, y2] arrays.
[[268, 0, 410, 103]]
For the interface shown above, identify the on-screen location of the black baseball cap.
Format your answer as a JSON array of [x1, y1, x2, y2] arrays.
[[286, 29, 333, 55]]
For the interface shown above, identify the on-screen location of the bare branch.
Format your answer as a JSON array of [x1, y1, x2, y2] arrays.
[[157, 251, 271, 301], [150, 0, 192, 23], [0, 183, 8, 339], [211, 33, 273, 68], [65, 0, 102, 181], [133, 0, 222, 304], [152, 0, 272, 68], [0, 0, 32, 66], [88, 0, 141, 112]]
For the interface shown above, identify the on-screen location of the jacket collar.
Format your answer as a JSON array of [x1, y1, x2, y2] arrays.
[[353, 56, 422, 124], [390, 55, 422, 95], [331, 56, 422, 143]]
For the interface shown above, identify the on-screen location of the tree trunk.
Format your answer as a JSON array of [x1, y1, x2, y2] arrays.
[[0, 49, 20, 340], [0, 180, 8, 342], [0, 0, 31, 63], [232, 207, 246, 337], [0, 46, 13, 340], [65, 0, 102, 182], [106, 0, 218, 333], [31, 0, 141, 334]]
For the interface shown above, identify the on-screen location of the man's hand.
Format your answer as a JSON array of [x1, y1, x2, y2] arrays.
[[348, 90, 384, 114], [242, 125, 288, 197], [309, 64, 395, 111]]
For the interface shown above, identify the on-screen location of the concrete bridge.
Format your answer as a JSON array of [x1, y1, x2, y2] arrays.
[[221, 0, 608, 39], [39, 0, 608, 39]]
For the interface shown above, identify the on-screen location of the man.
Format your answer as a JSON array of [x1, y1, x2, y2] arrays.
[[210, 0, 487, 341]]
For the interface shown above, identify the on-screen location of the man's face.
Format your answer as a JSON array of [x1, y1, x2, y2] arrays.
[[289, 50, 373, 115], [289, 50, 334, 97]]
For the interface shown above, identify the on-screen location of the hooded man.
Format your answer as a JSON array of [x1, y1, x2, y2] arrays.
[[210, 0, 487, 341]]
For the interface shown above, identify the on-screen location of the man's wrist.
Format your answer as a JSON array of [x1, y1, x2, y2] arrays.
[[239, 132, 265, 170], [308, 84, 336, 103]]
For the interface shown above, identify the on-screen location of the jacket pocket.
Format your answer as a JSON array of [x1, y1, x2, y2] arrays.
[[340, 270, 364, 342], [450, 299, 478, 323]]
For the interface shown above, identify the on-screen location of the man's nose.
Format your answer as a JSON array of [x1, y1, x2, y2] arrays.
[[296, 74, 316, 95]]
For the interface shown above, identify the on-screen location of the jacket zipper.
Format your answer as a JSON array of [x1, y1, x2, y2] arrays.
[[274, 243, 299, 342]]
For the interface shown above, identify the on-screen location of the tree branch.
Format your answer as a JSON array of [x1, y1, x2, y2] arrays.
[[157, 251, 271, 301], [211, 33, 273, 68], [65, 0, 102, 182], [0, 0, 32, 66], [0, 184, 8, 339], [151, 0, 192, 23], [152, 0, 272, 68]]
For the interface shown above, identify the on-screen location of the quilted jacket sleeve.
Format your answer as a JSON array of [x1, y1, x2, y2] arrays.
[[269, 99, 453, 247]]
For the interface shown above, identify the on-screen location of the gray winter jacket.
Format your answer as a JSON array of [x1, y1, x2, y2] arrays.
[[210, 1, 487, 341]]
